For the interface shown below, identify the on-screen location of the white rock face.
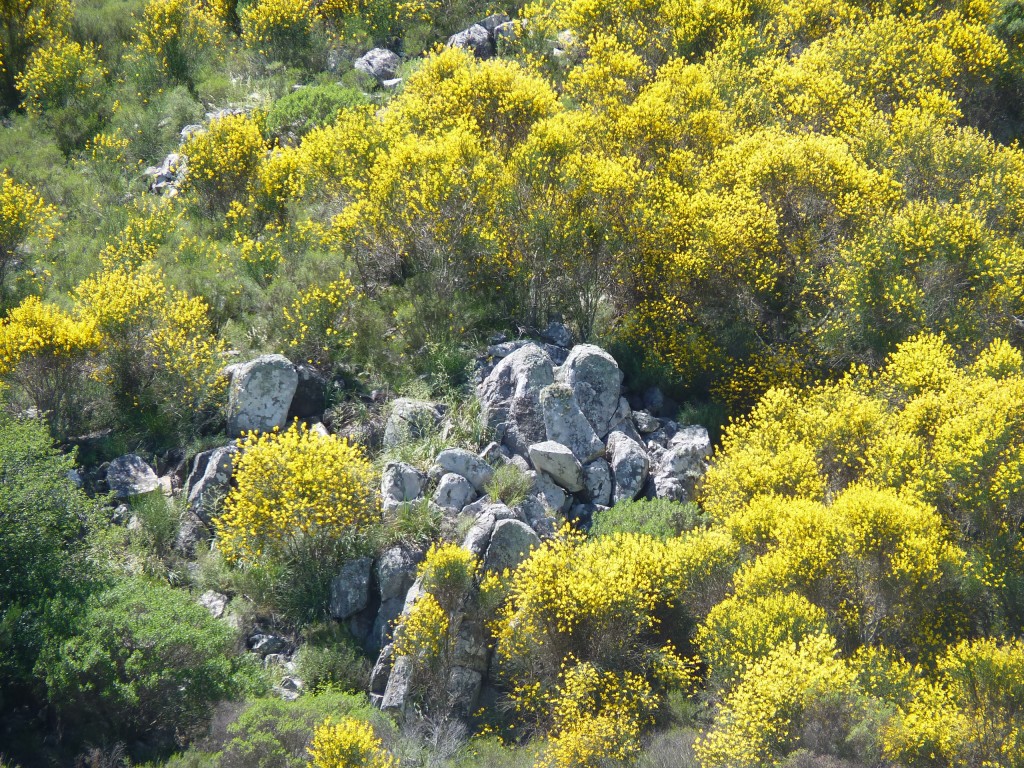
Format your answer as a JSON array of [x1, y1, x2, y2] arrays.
[[557, 344, 623, 437], [226, 355, 298, 437], [541, 383, 605, 462], [106, 454, 160, 498], [434, 448, 495, 494], [528, 440, 585, 493], [433, 472, 477, 512], [607, 430, 650, 504]]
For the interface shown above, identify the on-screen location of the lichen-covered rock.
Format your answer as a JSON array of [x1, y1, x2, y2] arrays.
[[186, 445, 237, 520], [606, 430, 650, 504], [106, 454, 160, 498], [557, 344, 623, 437], [354, 47, 401, 81], [582, 458, 612, 506], [381, 461, 427, 513], [329, 557, 373, 620], [383, 399, 442, 447], [433, 472, 477, 512], [484, 519, 540, 573], [478, 344, 554, 458], [652, 425, 712, 501], [447, 23, 494, 58], [226, 355, 298, 437], [462, 511, 497, 558], [434, 448, 495, 493], [541, 383, 605, 462], [528, 440, 584, 493], [376, 545, 422, 602]]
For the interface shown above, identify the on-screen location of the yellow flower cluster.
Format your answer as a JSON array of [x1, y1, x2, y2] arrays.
[[239, 0, 319, 62], [0, 170, 58, 287], [281, 274, 359, 368], [129, 0, 223, 86], [181, 112, 267, 214], [15, 37, 106, 116], [308, 716, 396, 768], [0, 0, 71, 99], [0, 296, 99, 374], [392, 592, 448, 661], [215, 421, 377, 563]]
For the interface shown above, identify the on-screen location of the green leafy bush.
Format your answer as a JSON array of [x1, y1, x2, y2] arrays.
[[590, 499, 704, 539], [294, 622, 371, 692], [264, 84, 366, 141], [38, 578, 255, 751]]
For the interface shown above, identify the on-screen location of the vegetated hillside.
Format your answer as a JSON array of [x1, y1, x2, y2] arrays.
[[2, 0, 1024, 765]]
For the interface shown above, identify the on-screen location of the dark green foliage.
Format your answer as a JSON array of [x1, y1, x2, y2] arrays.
[[0, 410, 99, 695], [38, 578, 254, 753], [294, 622, 371, 692], [590, 499, 704, 539], [264, 84, 367, 141]]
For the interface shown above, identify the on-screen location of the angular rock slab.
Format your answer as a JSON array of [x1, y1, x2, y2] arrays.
[[226, 354, 298, 438], [381, 461, 427, 513], [528, 440, 584, 493], [106, 454, 161, 498], [541, 383, 604, 463], [447, 23, 494, 58], [557, 344, 623, 437], [354, 47, 401, 81], [187, 445, 237, 520], [606, 430, 650, 504], [434, 448, 495, 493], [330, 557, 373, 620], [653, 425, 712, 502], [433, 472, 477, 512], [484, 518, 540, 573], [582, 458, 612, 507]]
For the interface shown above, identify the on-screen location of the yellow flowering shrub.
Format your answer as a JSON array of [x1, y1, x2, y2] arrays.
[[240, 0, 323, 66], [0, 0, 71, 108], [128, 0, 223, 89], [882, 637, 1024, 768], [0, 170, 58, 295], [0, 296, 100, 436], [181, 113, 268, 215], [695, 632, 861, 768], [215, 421, 377, 563], [281, 273, 359, 368], [308, 716, 396, 768]]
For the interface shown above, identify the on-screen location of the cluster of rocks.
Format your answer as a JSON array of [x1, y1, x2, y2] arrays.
[[366, 338, 711, 720], [447, 13, 518, 59], [144, 107, 249, 197], [354, 47, 403, 88]]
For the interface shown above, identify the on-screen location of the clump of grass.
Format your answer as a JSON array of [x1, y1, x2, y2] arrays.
[[485, 462, 532, 507]]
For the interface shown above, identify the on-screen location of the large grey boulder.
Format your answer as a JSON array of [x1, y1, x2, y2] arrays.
[[198, 590, 228, 619], [541, 383, 605, 463], [330, 557, 373, 620], [381, 461, 427, 513], [478, 344, 554, 458], [557, 344, 623, 437], [528, 469, 570, 514], [582, 458, 612, 506], [377, 545, 422, 602], [447, 24, 494, 58], [226, 355, 298, 437], [381, 654, 414, 715], [435, 448, 494, 493], [186, 445, 237, 520], [462, 511, 497, 558], [106, 455, 161, 498], [652, 426, 711, 501], [528, 441, 584, 493], [477, 12, 511, 32], [514, 495, 557, 538], [383, 399, 442, 447], [607, 430, 650, 504], [367, 597, 405, 656], [484, 519, 540, 573], [433, 472, 477, 512], [354, 47, 401, 81]]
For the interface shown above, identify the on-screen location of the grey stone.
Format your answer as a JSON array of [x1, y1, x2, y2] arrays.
[[484, 519, 540, 573], [226, 355, 298, 437], [607, 430, 650, 504], [433, 472, 477, 512], [527, 469, 570, 513], [198, 590, 228, 619], [329, 557, 373, 620], [447, 24, 494, 58], [376, 545, 422, 602], [250, 633, 288, 656], [354, 47, 401, 81], [370, 644, 394, 694], [479, 441, 509, 467], [435, 448, 495, 493], [493, 20, 518, 42], [186, 445, 237, 520], [556, 344, 623, 437], [653, 426, 711, 502], [383, 398, 442, 447], [528, 441, 584, 493], [462, 511, 496, 558], [367, 596, 405, 655], [381, 461, 427, 513], [477, 12, 511, 32], [447, 666, 483, 718], [511, 454, 531, 472], [633, 409, 660, 434], [478, 344, 554, 458], [381, 654, 414, 715], [540, 320, 573, 348], [106, 454, 160, 498], [541, 383, 605, 462], [582, 458, 612, 506], [515, 495, 557, 538], [175, 510, 210, 555]]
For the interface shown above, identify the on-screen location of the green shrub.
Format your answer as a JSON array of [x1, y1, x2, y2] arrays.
[[0, 409, 100, 696], [294, 623, 371, 692], [590, 499, 704, 539], [38, 578, 254, 752], [264, 84, 366, 141], [485, 462, 532, 507]]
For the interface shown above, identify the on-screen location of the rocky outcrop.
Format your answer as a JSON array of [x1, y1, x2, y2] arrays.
[[186, 445, 237, 521], [106, 455, 161, 498], [330, 557, 374, 620], [383, 399, 442, 448], [354, 47, 401, 81], [226, 355, 298, 438], [447, 23, 494, 59]]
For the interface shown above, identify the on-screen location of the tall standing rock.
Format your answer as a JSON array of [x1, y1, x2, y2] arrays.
[[540, 383, 605, 463], [557, 345, 623, 437], [226, 355, 298, 438], [606, 430, 650, 504], [478, 344, 554, 458]]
